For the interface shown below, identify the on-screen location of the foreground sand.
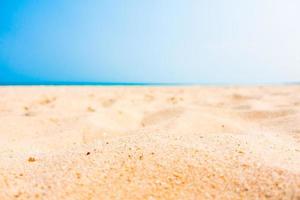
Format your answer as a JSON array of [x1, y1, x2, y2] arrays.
[[0, 86, 300, 199]]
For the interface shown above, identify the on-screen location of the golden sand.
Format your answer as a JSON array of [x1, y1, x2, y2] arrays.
[[0, 86, 300, 199]]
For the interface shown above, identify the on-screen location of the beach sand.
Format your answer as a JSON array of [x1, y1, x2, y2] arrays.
[[0, 86, 300, 199]]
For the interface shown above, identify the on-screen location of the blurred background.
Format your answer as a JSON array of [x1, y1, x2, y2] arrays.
[[0, 0, 299, 84]]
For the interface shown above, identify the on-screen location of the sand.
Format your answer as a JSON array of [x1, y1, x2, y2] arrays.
[[0, 86, 300, 199]]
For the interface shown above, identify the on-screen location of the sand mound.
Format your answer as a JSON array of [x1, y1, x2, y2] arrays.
[[0, 86, 300, 199]]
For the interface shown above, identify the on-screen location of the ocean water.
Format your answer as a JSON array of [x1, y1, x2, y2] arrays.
[[0, 81, 299, 86], [0, 82, 188, 86]]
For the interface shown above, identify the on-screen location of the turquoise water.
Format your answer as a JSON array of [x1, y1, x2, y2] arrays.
[[0, 82, 189, 86], [0, 82, 299, 86]]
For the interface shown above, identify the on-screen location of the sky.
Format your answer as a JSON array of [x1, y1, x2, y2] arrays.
[[0, 0, 300, 84]]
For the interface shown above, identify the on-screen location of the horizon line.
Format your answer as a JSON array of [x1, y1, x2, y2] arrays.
[[0, 81, 299, 86]]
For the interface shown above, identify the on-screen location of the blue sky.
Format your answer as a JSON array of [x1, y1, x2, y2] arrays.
[[0, 0, 299, 84]]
